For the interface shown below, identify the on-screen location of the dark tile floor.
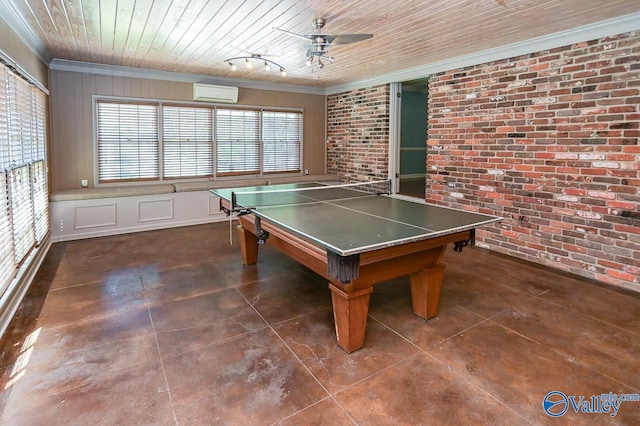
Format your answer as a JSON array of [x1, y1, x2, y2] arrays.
[[398, 177, 426, 199], [0, 223, 639, 425]]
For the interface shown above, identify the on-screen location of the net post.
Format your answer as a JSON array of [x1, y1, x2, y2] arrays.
[[231, 191, 238, 212]]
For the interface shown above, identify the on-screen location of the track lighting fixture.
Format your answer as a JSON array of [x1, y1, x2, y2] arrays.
[[224, 53, 286, 77]]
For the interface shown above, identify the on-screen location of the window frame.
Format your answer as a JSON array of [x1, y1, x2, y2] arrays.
[[92, 96, 304, 185]]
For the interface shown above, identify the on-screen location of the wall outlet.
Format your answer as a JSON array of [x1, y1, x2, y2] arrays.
[[81, 179, 88, 187], [304, 169, 309, 175]]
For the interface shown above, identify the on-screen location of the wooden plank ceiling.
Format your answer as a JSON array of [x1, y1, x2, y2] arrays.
[[7, 0, 640, 88]]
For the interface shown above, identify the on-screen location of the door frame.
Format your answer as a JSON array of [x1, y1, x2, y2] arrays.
[[389, 82, 402, 195]]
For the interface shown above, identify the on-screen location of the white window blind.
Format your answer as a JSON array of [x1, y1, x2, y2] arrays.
[[0, 61, 48, 298], [10, 165, 34, 263], [0, 67, 8, 168], [0, 66, 15, 296], [262, 111, 302, 174], [95, 100, 304, 179], [97, 102, 159, 182], [0, 169, 14, 296], [32, 90, 48, 242], [215, 109, 260, 176], [32, 160, 48, 242], [33, 90, 47, 161], [162, 106, 213, 179]]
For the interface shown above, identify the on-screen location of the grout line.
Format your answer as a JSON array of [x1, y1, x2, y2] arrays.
[[533, 292, 640, 338], [146, 307, 179, 426], [231, 287, 358, 423], [412, 333, 536, 425], [365, 314, 424, 352], [487, 311, 640, 393], [232, 287, 330, 396], [270, 396, 357, 426]]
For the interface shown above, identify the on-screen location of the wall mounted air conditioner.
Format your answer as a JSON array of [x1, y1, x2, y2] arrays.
[[193, 83, 238, 103]]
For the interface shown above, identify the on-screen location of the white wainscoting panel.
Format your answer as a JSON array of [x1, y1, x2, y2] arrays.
[[74, 203, 117, 229], [209, 195, 221, 215], [138, 198, 174, 222], [50, 191, 227, 242]]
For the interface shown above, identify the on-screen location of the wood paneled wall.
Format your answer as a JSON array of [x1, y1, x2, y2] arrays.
[[0, 15, 48, 88], [48, 70, 327, 191]]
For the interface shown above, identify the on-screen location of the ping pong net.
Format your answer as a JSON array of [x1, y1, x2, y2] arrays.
[[229, 179, 391, 213]]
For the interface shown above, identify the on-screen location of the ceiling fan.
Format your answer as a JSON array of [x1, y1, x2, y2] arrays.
[[274, 18, 373, 70]]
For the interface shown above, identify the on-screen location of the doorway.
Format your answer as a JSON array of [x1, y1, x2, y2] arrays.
[[392, 78, 428, 199]]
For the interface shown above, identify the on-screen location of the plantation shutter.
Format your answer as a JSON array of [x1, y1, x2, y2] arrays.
[[215, 109, 260, 176], [162, 106, 213, 178], [262, 111, 302, 174], [97, 101, 159, 182]]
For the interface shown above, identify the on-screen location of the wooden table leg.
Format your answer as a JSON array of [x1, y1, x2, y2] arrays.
[[237, 224, 259, 265], [328, 284, 373, 353], [410, 263, 446, 320]]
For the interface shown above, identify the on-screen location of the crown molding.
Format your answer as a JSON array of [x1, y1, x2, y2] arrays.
[[49, 59, 326, 96], [326, 11, 640, 95], [0, 0, 51, 65]]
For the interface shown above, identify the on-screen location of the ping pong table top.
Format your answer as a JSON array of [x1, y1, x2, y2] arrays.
[[212, 182, 502, 257]]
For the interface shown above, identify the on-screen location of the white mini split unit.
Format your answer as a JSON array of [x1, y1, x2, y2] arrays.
[[193, 83, 238, 103]]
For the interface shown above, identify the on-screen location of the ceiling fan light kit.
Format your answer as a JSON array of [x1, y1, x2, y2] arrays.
[[276, 17, 374, 73]]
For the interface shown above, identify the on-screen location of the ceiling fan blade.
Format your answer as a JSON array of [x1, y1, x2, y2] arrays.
[[273, 27, 312, 41], [332, 34, 373, 45]]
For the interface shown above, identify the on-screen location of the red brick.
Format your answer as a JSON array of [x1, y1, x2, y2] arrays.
[[329, 31, 640, 293]]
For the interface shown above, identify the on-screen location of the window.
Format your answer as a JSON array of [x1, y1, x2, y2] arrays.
[[95, 99, 303, 181], [0, 64, 48, 298], [262, 111, 302, 174], [97, 101, 159, 182], [215, 109, 260, 176], [162, 106, 213, 179]]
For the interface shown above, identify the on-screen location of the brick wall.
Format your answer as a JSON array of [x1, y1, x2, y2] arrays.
[[327, 85, 390, 182], [428, 31, 640, 290]]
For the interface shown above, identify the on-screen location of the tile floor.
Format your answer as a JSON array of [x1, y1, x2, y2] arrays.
[[0, 223, 638, 425], [398, 177, 426, 199]]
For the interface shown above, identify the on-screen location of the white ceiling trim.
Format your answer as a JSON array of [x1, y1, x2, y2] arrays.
[[0, 0, 51, 65], [326, 11, 640, 95], [48, 58, 326, 95]]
